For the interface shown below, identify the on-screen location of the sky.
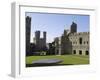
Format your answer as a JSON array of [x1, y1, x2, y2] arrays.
[[26, 12, 89, 43]]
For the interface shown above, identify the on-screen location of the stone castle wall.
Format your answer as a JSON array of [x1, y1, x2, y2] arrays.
[[69, 32, 89, 55], [54, 21, 89, 56]]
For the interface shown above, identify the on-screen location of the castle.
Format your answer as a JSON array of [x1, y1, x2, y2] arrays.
[[26, 16, 89, 56], [34, 31, 47, 51], [26, 16, 47, 56], [54, 22, 89, 55]]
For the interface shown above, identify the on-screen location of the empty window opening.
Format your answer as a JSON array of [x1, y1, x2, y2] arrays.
[[79, 50, 82, 55], [79, 37, 82, 44], [87, 41, 88, 44], [85, 51, 89, 55]]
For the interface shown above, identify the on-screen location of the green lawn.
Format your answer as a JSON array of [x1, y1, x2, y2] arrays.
[[26, 55, 89, 65]]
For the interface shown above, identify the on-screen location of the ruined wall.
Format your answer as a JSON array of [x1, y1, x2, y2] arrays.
[[69, 32, 89, 55]]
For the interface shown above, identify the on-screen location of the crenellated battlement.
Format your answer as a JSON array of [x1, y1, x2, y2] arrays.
[[69, 32, 89, 36]]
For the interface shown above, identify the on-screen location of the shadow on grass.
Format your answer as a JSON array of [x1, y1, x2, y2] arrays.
[[26, 63, 74, 67]]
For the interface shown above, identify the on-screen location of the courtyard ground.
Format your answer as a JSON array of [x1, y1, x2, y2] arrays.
[[26, 55, 89, 67]]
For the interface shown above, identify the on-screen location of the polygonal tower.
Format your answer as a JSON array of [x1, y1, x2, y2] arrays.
[[26, 16, 31, 56], [43, 31, 46, 46], [35, 31, 40, 45], [70, 22, 77, 33]]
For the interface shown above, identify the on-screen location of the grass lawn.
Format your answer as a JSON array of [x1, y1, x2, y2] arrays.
[[26, 55, 89, 65]]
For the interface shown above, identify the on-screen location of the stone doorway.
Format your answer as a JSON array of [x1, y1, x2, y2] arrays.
[[73, 50, 76, 54]]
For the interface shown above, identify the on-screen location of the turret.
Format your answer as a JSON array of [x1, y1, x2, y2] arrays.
[[26, 16, 31, 56], [70, 22, 77, 33], [35, 31, 40, 45], [43, 31, 46, 45]]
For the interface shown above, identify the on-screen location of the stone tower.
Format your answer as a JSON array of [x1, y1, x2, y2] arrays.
[[43, 31, 46, 46], [70, 22, 77, 33], [34, 31, 46, 51], [26, 16, 31, 56], [35, 31, 40, 46]]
